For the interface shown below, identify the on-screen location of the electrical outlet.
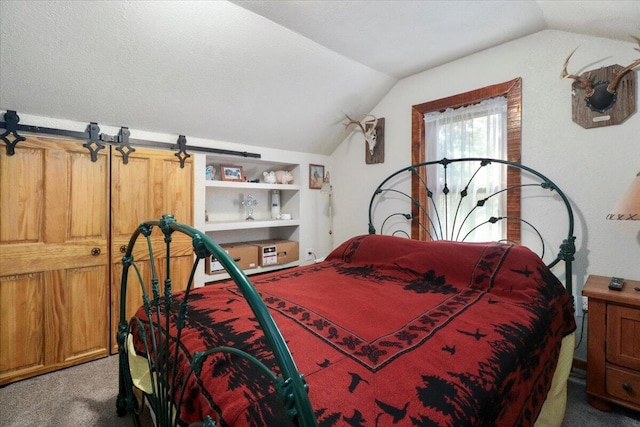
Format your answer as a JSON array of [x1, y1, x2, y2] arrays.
[[582, 296, 588, 313], [305, 247, 314, 261]]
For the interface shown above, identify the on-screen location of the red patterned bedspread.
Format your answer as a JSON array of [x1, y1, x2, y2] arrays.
[[131, 234, 576, 426]]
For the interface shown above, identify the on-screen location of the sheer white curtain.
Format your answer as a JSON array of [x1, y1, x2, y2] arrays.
[[423, 97, 507, 242]]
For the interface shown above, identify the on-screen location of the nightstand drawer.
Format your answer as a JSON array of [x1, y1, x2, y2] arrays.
[[606, 365, 640, 406]]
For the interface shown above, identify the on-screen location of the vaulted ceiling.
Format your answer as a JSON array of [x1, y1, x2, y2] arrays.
[[1, 1, 639, 155]]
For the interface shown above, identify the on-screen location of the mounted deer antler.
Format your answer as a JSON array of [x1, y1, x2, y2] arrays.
[[607, 35, 640, 93], [562, 36, 640, 112], [560, 47, 595, 96], [345, 114, 378, 155]]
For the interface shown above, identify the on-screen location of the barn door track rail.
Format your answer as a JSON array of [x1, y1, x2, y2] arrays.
[[0, 110, 260, 167]]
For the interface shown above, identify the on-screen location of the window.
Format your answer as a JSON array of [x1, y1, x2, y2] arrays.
[[411, 78, 522, 242], [424, 97, 507, 241]]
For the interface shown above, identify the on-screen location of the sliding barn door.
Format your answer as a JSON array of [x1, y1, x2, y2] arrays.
[[0, 137, 110, 385], [110, 147, 194, 352]]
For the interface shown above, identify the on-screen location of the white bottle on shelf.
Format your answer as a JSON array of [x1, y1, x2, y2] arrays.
[[271, 190, 281, 219]]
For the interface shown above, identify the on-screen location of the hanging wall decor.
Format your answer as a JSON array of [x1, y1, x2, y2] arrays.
[[309, 164, 324, 189], [365, 117, 385, 164], [344, 114, 385, 164], [561, 36, 640, 129]]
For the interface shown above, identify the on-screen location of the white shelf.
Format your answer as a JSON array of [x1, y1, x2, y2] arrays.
[[204, 219, 300, 231], [205, 261, 301, 281], [205, 181, 300, 191]]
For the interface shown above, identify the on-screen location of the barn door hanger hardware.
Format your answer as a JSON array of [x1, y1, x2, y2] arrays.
[[173, 135, 190, 168], [0, 110, 140, 163], [86, 122, 136, 164], [94, 124, 189, 167], [1, 110, 261, 167], [0, 110, 26, 155]]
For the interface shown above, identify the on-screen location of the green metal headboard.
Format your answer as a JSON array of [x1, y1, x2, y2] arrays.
[[115, 214, 317, 427], [367, 158, 576, 297]]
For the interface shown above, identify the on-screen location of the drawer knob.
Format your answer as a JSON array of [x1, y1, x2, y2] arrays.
[[91, 247, 101, 256], [622, 383, 633, 393], [120, 245, 127, 253]]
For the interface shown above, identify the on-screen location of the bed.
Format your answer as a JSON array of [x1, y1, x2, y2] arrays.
[[116, 158, 577, 427]]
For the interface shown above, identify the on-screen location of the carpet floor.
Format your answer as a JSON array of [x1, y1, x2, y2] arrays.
[[1, 355, 639, 426]]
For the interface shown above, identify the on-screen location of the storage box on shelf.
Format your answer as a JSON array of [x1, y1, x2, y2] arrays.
[[205, 243, 259, 275], [203, 155, 302, 279], [250, 239, 300, 267]]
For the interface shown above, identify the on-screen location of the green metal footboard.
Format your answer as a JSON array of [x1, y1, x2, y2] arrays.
[[367, 158, 577, 297], [115, 214, 317, 427]]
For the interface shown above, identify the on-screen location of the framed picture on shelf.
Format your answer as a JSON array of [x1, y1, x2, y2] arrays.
[[309, 164, 324, 189], [220, 165, 244, 182]]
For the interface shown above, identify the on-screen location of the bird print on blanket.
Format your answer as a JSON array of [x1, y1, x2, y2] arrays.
[[442, 344, 456, 355], [375, 399, 410, 425], [457, 328, 488, 341], [347, 372, 369, 393]]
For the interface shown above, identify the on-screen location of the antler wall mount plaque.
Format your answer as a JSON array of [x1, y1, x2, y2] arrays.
[[344, 114, 385, 164], [570, 64, 636, 129], [562, 36, 640, 129]]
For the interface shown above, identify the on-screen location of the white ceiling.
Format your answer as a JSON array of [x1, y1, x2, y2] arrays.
[[1, 1, 639, 155]]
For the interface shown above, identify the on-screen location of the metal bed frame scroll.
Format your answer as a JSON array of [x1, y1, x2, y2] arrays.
[[367, 157, 577, 296], [116, 215, 317, 427]]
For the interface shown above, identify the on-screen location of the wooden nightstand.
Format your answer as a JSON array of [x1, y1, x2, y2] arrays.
[[583, 275, 640, 412]]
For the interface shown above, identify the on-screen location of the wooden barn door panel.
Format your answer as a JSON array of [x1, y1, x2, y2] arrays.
[[0, 274, 45, 380], [0, 138, 110, 385], [65, 265, 110, 359], [110, 147, 193, 352]]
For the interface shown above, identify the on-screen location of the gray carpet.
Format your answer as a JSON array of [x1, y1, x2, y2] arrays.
[[1, 355, 639, 426], [0, 356, 135, 427], [562, 371, 640, 427]]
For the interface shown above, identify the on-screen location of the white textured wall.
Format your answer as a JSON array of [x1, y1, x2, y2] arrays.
[[330, 30, 640, 305]]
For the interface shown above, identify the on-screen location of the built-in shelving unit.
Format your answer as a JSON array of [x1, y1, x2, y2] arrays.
[[202, 155, 302, 277]]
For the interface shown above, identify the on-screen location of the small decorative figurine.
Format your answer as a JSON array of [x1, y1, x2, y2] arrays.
[[241, 195, 257, 220], [263, 171, 277, 184], [205, 165, 216, 180], [274, 170, 294, 184]]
